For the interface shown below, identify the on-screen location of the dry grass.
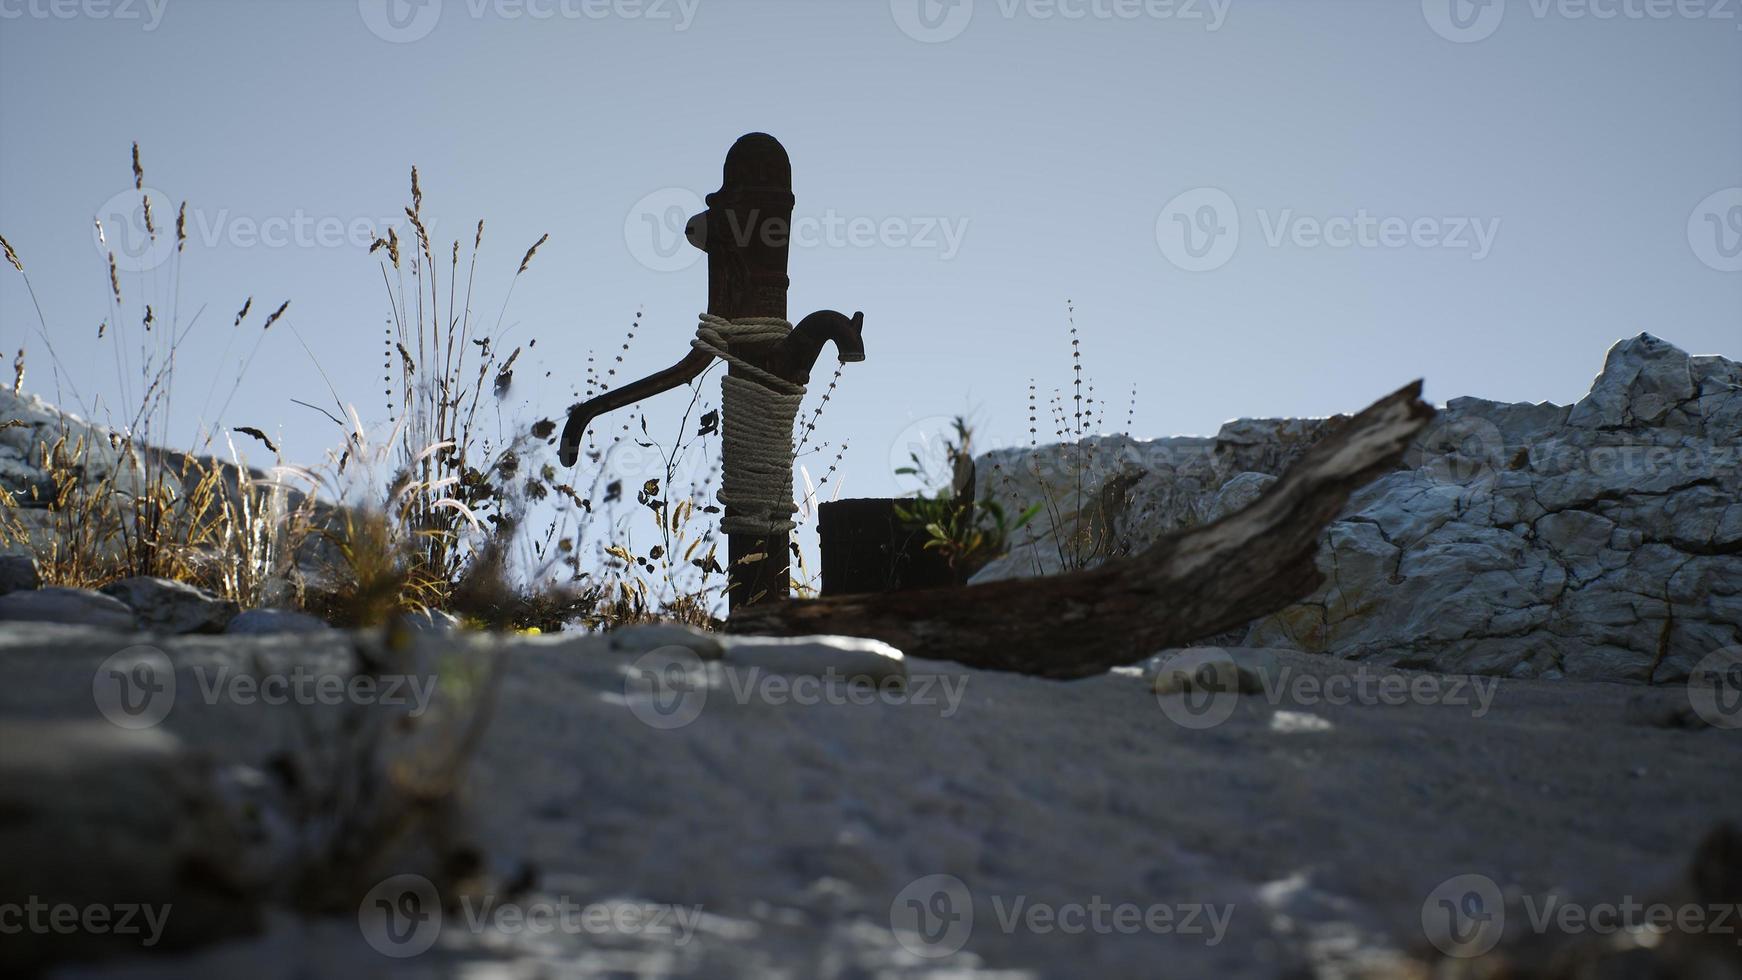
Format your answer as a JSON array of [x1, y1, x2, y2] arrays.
[[0, 145, 316, 604], [988, 302, 1140, 575], [0, 148, 854, 632]]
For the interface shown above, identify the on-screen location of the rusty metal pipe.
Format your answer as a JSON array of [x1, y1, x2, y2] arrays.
[[557, 347, 714, 467], [775, 310, 865, 378]]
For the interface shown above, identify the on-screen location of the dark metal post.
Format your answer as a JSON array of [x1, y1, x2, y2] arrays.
[[556, 133, 864, 613], [696, 134, 795, 608]]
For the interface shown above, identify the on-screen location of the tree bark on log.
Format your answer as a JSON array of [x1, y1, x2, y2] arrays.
[[727, 381, 1436, 678]]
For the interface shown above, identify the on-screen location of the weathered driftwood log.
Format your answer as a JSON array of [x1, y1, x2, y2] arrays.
[[727, 381, 1436, 678]]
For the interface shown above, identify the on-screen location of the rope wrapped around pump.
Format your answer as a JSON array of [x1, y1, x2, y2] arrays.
[[692, 313, 805, 536]]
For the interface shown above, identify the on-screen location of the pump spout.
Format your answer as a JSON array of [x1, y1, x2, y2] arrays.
[[770, 310, 865, 384]]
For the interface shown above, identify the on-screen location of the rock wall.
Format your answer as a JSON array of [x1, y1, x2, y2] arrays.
[[974, 334, 1742, 682], [0, 387, 340, 586]]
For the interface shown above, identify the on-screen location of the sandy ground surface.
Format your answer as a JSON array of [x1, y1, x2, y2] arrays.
[[1, 624, 1738, 978]]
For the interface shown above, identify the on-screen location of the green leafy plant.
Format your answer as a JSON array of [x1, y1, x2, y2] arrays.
[[893, 416, 1040, 577]]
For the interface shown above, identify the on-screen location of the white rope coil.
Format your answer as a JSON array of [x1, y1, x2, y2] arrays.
[[691, 313, 805, 536]]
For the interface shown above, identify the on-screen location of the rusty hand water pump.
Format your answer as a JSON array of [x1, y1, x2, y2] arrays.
[[558, 133, 865, 610]]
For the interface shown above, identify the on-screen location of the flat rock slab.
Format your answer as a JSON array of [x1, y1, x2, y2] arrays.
[[2, 630, 1737, 977], [0, 586, 135, 631], [101, 577, 237, 635]]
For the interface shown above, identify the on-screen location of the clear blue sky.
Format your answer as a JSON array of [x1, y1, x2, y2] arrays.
[[2, 0, 1739, 505]]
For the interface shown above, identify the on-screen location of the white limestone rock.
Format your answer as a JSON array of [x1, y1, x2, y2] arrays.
[[981, 334, 1741, 682], [720, 634, 908, 685]]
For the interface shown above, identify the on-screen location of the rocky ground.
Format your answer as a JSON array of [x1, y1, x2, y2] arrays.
[[3, 332, 1739, 978], [2, 624, 1739, 979]]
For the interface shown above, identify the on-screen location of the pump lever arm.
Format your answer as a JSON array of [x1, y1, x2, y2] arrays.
[[558, 348, 714, 466]]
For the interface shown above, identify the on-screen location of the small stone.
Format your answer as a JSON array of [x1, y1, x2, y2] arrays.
[[1150, 647, 1280, 696], [609, 622, 725, 661], [403, 608, 463, 633], [225, 609, 331, 635], [1270, 710, 1334, 733], [0, 554, 39, 596], [0, 586, 136, 631], [721, 634, 907, 684], [100, 576, 238, 635], [1623, 693, 1708, 730]]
